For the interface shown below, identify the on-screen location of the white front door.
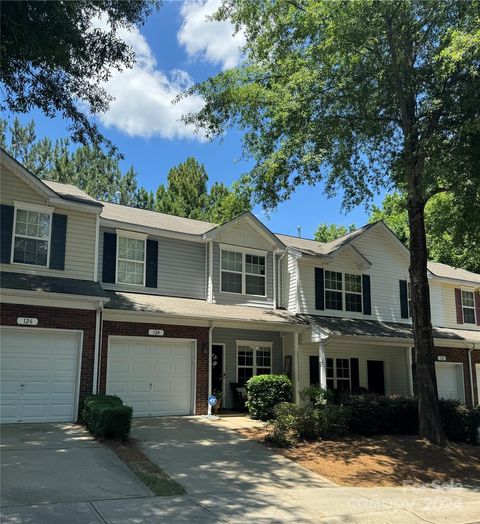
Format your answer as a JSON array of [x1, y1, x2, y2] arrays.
[[107, 337, 194, 417], [0, 328, 81, 423], [435, 362, 465, 402]]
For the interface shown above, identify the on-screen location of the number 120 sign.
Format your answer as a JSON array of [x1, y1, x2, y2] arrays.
[[17, 317, 38, 326]]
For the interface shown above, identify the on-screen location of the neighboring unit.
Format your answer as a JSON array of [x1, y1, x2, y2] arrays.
[[1, 148, 479, 424]]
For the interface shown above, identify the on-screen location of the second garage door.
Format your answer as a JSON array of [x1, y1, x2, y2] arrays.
[[107, 338, 194, 417], [435, 362, 465, 402]]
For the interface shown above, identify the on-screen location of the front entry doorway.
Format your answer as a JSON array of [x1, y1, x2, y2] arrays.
[[367, 360, 385, 395], [212, 344, 225, 401]]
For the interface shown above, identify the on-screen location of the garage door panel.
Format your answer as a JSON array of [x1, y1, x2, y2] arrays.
[[435, 363, 464, 402], [0, 329, 80, 423], [107, 338, 193, 417]]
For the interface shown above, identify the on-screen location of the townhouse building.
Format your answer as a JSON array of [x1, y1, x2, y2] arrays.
[[1, 148, 479, 424]]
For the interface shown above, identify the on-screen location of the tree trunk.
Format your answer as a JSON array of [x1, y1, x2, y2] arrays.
[[407, 193, 447, 445]]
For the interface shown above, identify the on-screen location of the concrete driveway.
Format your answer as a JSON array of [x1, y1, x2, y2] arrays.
[[1, 417, 479, 523], [1, 422, 151, 522]]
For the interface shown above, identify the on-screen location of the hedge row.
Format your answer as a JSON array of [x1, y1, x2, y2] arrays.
[[82, 394, 133, 441]]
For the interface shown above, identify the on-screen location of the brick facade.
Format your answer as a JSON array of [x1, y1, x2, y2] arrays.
[[100, 320, 209, 415], [0, 303, 97, 409]]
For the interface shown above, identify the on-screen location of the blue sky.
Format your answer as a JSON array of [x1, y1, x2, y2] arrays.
[[4, 0, 387, 239]]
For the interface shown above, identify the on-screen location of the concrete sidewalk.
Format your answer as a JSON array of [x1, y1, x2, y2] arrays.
[[2, 417, 479, 523]]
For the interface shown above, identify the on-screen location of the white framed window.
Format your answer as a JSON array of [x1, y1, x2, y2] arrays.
[[325, 271, 363, 312], [116, 232, 146, 286], [326, 358, 351, 391], [461, 290, 476, 324], [221, 246, 266, 296], [236, 341, 272, 385], [11, 202, 53, 267]]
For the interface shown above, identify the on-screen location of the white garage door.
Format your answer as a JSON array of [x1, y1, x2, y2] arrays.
[[435, 362, 465, 402], [0, 328, 81, 423], [107, 338, 194, 417]]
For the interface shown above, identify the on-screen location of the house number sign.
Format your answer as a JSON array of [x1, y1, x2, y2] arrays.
[[17, 317, 38, 326], [437, 356, 447, 361], [148, 329, 164, 336]]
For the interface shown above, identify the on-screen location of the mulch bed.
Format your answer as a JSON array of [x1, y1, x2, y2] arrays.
[[236, 426, 480, 488]]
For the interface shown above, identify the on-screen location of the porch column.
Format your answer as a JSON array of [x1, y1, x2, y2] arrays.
[[406, 346, 414, 396], [318, 341, 327, 389], [294, 332, 300, 404]]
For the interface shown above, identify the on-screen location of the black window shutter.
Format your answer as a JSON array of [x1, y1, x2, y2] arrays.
[[314, 267, 325, 310], [350, 358, 360, 393], [102, 232, 117, 283], [49, 213, 67, 270], [309, 356, 319, 386], [0, 204, 14, 263], [362, 274, 371, 315], [145, 239, 158, 288], [399, 279, 409, 318]]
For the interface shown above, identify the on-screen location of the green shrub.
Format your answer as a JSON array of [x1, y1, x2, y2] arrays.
[[82, 394, 133, 441], [246, 374, 293, 421], [439, 400, 480, 444], [295, 404, 350, 440], [266, 402, 298, 447], [300, 386, 333, 409]]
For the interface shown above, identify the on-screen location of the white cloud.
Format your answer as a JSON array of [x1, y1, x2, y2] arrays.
[[92, 19, 204, 140], [178, 0, 245, 70]]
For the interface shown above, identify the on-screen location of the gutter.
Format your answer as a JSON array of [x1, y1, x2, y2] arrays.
[[276, 249, 287, 309], [207, 321, 215, 415]]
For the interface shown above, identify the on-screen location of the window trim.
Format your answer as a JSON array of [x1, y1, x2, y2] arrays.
[[115, 231, 147, 287], [236, 340, 273, 382], [324, 270, 363, 313], [220, 244, 268, 298], [461, 288, 476, 325], [11, 201, 54, 268]]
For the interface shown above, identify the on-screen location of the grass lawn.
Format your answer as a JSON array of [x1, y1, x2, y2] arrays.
[[236, 425, 480, 488], [105, 438, 186, 496]]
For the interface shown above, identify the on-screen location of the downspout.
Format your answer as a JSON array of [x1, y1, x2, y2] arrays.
[[468, 346, 475, 407], [277, 250, 287, 309], [93, 214, 100, 282], [294, 331, 300, 404], [208, 240, 213, 303], [92, 301, 103, 394], [207, 321, 215, 415]]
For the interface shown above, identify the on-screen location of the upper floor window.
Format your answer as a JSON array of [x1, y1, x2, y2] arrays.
[[221, 248, 266, 296], [407, 281, 412, 317], [12, 206, 52, 267], [117, 235, 145, 286], [325, 270, 362, 312], [461, 290, 476, 324]]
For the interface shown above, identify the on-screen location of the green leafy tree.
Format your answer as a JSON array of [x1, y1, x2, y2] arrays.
[[314, 223, 356, 243], [0, 0, 160, 152], [371, 193, 480, 274], [155, 157, 251, 222], [182, 0, 480, 444]]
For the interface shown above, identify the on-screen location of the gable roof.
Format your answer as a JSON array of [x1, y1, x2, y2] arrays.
[[43, 180, 102, 207], [204, 211, 286, 249], [427, 261, 480, 285], [275, 222, 378, 257], [100, 201, 215, 236]]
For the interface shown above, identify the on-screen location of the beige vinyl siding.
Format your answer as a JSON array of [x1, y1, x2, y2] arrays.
[[299, 340, 410, 396], [442, 283, 480, 331], [286, 252, 298, 312], [1, 166, 47, 205], [1, 171, 97, 280], [297, 226, 411, 323], [98, 227, 207, 299], [429, 282, 445, 327]]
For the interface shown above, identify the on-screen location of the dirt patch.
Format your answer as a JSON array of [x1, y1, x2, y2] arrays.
[[236, 427, 480, 488], [105, 438, 186, 496]]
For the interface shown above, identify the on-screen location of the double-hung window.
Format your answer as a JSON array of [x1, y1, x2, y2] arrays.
[[326, 358, 350, 391], [325, 270, 343, 310], [461, 290, 476, 324], [221, 247, 266, 296], [345, 273, 362, 312], [407, 281, 412, 317], [12, 204, 52, 267], [325, 271, 362, 312], [237, 341, 272, 385], [117, 234, 146, 286]]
